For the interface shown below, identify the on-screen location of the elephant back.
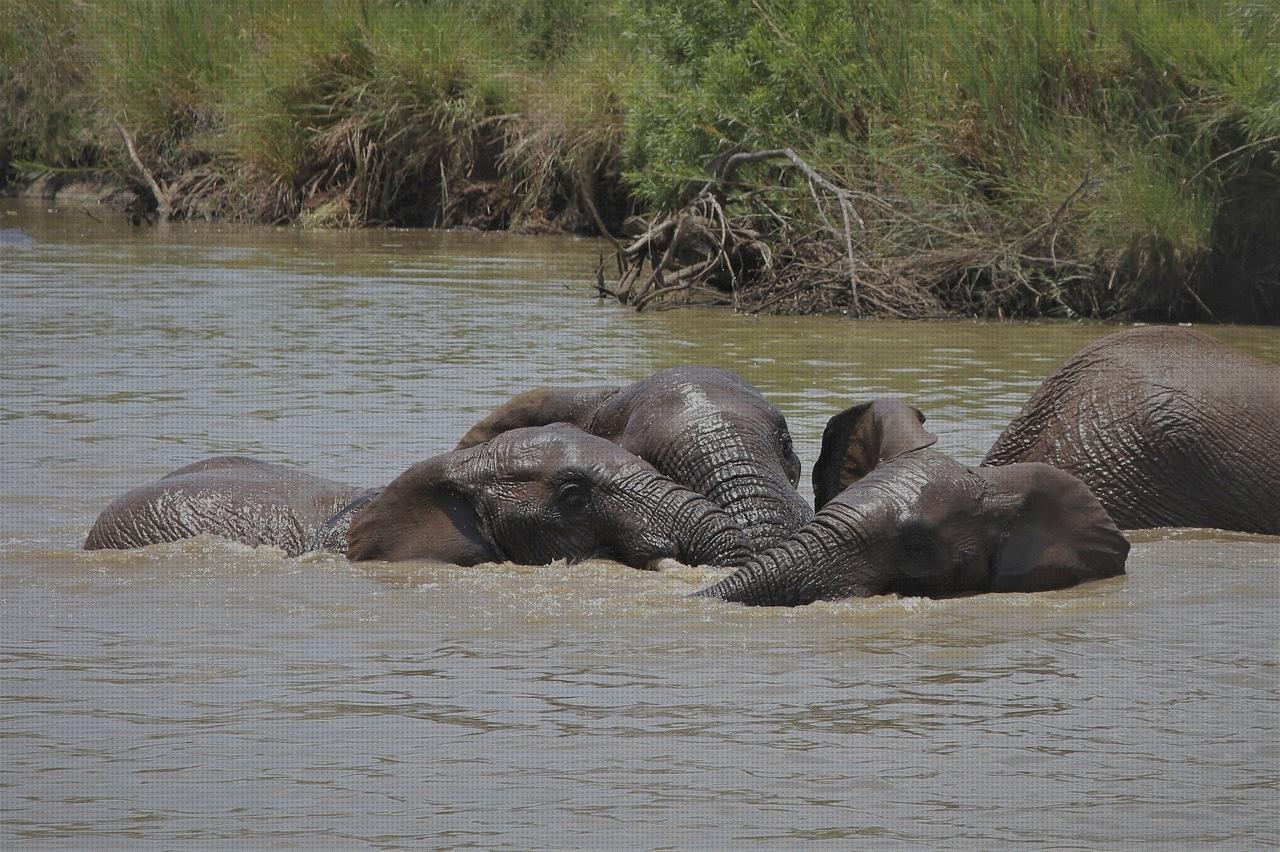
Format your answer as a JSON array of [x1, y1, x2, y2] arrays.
[[984, 327, 1280, 533], [86, 457, 367, 555]]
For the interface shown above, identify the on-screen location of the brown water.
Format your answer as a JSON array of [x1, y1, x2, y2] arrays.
[[3, 200, 1278, 847]]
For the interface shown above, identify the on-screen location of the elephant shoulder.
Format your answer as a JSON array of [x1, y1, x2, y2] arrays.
[[161, 455, 272, 479], [458, 385, 623, 448]]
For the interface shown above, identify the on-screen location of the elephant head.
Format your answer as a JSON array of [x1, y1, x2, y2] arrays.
[[346, 423, 752, 569], [456, 367, 812, 551], [697, 400, 1129, 605]]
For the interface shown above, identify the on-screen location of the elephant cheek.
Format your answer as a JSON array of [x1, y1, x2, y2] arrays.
[[591, 515, 685, 569]]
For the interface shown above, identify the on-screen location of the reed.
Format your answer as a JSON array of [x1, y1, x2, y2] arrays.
[[622, 0, 1278, 320], [1, 0, 1274, 320]]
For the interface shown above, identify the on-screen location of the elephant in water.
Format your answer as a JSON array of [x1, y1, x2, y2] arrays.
[[696, 400, 1129, 606], [457, 366, 812, 552], [85, 455, 370, 556], [983, 326, 1280, 534], [86, 425, 751, 570]]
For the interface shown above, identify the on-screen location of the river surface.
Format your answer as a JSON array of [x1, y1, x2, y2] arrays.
[[2, 199, 1277, 847]]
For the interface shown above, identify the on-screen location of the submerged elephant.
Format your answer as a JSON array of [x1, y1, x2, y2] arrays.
[[84, 455, 371, 556], [86, 425, 751, 570], [983, 326, 1280, 534], [457, 367, 812, 551], [696, 400, 1129, 605]]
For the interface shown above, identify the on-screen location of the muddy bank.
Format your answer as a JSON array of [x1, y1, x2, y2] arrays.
[[3, 160, 630, 235], [5, 174, 137, 208], [5, 1, 1275, 323]]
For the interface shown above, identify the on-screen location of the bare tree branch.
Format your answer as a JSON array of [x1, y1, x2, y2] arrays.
[[113, 118, 170, 222]]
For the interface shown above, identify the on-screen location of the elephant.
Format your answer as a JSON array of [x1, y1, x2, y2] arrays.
[[86, 425, 751, 570], [982, 326, 1280, 534], [83, 456, 370, 555], [696, 399, 1130, 606], [456, 367, 812, 551]]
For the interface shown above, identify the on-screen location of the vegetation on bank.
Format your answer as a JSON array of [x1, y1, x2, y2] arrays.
[[2, 0, 1277, 322]]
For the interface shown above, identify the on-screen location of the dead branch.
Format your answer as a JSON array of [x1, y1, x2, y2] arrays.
[[113, 118, 171, 222], [605, 147, 871, 314], [600, 142, 1133, 321], [1046, 171, 1094, 266], [579, 171, 623, 252]]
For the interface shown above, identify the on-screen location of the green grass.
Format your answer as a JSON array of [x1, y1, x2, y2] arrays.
[[0, 0, 97, 175], [1, 0, 1275, 320], [218, 1, 519, 225], [623, 0, 1278, 319]]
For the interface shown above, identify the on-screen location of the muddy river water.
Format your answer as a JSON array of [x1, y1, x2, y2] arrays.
[[2, 200, 1277, 846]]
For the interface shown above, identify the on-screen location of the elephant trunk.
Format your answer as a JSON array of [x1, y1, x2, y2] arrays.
[[614, 474, 752, 569], [694, 509, 880, 605], [709, 465, 814, 553], [649, 426, 812, 552], [671, 488, 753, 568]]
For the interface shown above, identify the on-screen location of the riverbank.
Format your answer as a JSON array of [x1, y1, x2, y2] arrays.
[[3, 0, 1276, 322]]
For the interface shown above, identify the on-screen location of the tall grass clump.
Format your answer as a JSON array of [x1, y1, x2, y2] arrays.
[[90, 0, 253, 134], [3, 0, 640, 229], [622, 0, 1279, 321], [2, 0, 1275, 320], [501, 9, 652, 231], [221, 1, 518, 226], [0, 0, 99, 183], [83, 0, 261, 216]]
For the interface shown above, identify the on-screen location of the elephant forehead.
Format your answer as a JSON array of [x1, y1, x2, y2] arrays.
[[488, 425, 639, 473], [614, 368, 769, 412], [653, 366, 776, 406], [669, 376, 776, 417], [831, 452, 971, 514], [648, 384, 742, 433], [619, 386, 784, 448], [911, 475, 986, 528]]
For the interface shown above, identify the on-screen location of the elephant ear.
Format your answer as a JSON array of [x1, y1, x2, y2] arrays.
[[456, 385, 622, 449], [980, 462, 1129, 592], [344, 455, 498, 565], [812, 399, 938, 509]]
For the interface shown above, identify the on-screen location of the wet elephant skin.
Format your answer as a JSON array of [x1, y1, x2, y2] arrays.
[[86, 426, 751, 571], [983, 326, 1280, 534], [698, 400, 1129, 606], [457, 366, 813, 551]]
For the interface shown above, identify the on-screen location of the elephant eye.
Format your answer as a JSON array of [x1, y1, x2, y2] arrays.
[[899, 527, 934, 559], [555, 480, 589, 510]]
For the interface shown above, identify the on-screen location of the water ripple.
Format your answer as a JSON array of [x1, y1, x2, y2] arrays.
[[2, 201, 1278, 846]]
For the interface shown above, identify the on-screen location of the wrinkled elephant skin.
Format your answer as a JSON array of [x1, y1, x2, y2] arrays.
[[698, 400, 1129, 606], [84, 456, 368, 556], [984, 326, 1280, 534], [87, 426, 751, 571], [458, 367, 812, 551]]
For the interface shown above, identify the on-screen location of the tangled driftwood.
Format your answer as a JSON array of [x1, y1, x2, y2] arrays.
[[598, 201, 769, 311], [598, 148, 861, 313], [598, 147, 1110, 319]]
